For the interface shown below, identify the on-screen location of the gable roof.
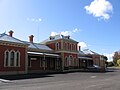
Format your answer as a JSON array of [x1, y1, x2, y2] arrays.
[[0, 33, 27, 45], [82, 49, 100, 55], [26, 42, 53, 51], [40, 34, 78, 44], [79, 50, 85, 55]]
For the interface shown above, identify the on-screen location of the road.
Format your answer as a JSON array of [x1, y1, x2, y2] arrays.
[[0, 68, 120, 90]]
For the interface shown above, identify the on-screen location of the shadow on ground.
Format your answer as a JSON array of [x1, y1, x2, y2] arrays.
[[0, 68, 117, 80], [0, 73, 54, 80]]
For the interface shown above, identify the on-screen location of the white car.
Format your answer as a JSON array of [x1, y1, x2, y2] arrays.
[[87, 65, 101, 71]]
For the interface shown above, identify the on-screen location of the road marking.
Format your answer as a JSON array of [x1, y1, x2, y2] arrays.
[[90, 76, 97, 78]]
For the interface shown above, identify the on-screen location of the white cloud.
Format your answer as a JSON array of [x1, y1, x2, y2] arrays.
[[50, 28, 80, 36], [103, 53, 114, 61], [50, 32, 58, 36], [27, 18, 42, 22], [84, 0, 113, 20], [78, 42, 87, 50]]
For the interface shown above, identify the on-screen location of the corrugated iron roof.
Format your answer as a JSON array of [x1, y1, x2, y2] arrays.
[[40, 34, 78, 44], [26, 42, 53, 51], [82, 49, 100, 55], [0, 33, 27, 45]]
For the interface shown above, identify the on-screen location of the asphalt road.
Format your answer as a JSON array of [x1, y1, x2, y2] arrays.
[[0, 68, 120, 90]]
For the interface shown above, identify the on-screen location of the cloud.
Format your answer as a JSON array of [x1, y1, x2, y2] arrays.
[[50, 28, 80, 36], [78, 42, 87, 50], [103, 53, 114, 61], [50, 32, 58, 36], [27, 18, 42, 22], [84, 0, 113, 20]]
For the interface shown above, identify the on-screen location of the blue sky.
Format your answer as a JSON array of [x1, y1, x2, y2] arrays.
[[0, 0, 119, 61]]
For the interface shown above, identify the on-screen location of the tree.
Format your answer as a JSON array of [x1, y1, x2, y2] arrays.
[[107, 61, 114, 67], [113, 51, 120, 66], [117, 59, 120, 66]]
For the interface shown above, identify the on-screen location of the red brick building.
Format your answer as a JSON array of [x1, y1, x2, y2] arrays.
[[0, 31, 28, 75], [0, 31, 107, 75], [41, 34, 79, 71]]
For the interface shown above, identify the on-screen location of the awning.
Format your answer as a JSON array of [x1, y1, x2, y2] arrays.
[[78, 56, 92, 60], [27, 52, 60, 57]]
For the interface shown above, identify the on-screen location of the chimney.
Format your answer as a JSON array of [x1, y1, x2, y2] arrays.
[[78, 46, 81, 51], [9, 30, 14, 37], [29, 35, 34, 43]]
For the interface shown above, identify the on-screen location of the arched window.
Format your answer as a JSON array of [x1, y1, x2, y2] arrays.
[[67, 43, 69, 50], [10, 50, 15, 66], [4, 50, 9, 67], [16, 51, 20, 67], [56, 42, 59, 50], [72, 44, 73, 51], [70, 44, 72, 51], [74, 58, 77, 66], [64, 42, 67, 50], [69, 56, 73, 66], [65, 57, 68, 67]]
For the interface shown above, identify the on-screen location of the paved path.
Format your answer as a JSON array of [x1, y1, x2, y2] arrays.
[[0, 68, 120, 90]]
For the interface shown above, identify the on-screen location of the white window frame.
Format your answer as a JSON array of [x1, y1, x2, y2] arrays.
[[10, 50, 15, 67], [4, 50, 10, 67], [65, 57, 68, 67], [16, 51, 20, 67], [56, 42, 59, 50], [69, 55, 73, 66]]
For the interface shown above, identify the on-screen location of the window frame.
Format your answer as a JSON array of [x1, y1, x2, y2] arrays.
[[4, 50, 10, 67]]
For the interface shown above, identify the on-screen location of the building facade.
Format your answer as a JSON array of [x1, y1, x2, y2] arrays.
[[0, 31, 107, 75], [0, 31, 28, 75]]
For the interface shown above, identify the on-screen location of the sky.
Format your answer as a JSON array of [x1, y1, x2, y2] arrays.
[[0, 0, 119, 61]]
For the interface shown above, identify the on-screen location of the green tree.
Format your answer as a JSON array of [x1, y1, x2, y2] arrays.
[[117, 59, 120, 66], [113, 51, 120, 66]]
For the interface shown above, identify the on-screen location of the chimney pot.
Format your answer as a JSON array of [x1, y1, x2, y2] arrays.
[[29, 35, 34, 43], [78, 46, 81, 51], [9, 30, 14, 37]]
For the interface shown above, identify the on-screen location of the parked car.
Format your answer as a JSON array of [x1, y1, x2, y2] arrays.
[[87, 65, 101, 71]]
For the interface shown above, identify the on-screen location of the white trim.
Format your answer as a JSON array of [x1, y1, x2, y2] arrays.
[[69, 55, 73, 66], [16, 51, 20, 67], [10, 50, 15, 67], [78, 56, 92, 60], [56, 42, 59, 50], [4, 50, 10, 67], [4, 50, 21, 67], [64, 56, 68, 67], [27, 52, 59, 57], [28, 52, 43, 55]]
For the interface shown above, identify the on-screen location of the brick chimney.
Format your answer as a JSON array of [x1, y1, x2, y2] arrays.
[[78, 46, 81, 51], [29, 35, 34, 43], [9, 30, 14, 37]]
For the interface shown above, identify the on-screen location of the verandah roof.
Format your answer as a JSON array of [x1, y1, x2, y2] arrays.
[[28, 52, 60, 57], [78, 56, 92, 60]]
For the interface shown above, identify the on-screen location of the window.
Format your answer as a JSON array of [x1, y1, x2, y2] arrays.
[[74, 58, 77, 66], [10, 51, 15, 66], [69, 56, 73, 66], [65, 57, 68, 67], [56, 42, 59, 50], [28, 59, 31, 67], [4, 50, 9, 67], [67, 43, 69, 50], [64, 42, 67, 50], [72, 44, 74, 51], [70, 44, 72, 51], [4, 50, 21, 67], [40, 57, 43, 67], [16, 51, 20, 67]]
